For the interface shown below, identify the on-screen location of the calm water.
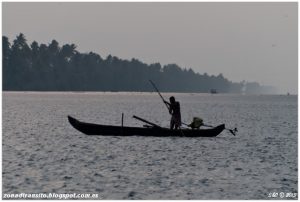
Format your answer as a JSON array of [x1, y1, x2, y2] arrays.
[[2, 92, 298, 199]]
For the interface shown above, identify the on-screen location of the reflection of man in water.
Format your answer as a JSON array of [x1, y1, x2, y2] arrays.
[[164, 96, 181, 130]]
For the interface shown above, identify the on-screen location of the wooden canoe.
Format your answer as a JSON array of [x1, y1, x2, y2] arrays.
[[68, 116, 225, 137]]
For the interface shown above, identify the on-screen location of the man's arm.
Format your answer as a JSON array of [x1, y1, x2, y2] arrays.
[[164, 101, 173, 114]]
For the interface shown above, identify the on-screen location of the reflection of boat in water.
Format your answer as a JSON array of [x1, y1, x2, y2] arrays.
[[210, 89, 217, 94]]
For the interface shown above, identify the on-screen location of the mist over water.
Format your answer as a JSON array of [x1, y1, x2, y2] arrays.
[[2, 92, 297, 199]]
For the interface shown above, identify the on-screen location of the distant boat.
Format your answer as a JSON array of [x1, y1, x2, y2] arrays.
[[210, 89, 217, 94]]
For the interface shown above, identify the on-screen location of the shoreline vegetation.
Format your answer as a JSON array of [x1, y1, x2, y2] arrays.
[[3, 33, 276, 94]]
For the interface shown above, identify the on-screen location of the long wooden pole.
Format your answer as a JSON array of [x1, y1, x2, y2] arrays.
[[149, 80, 170, 111], [133, 115, 161, 128]]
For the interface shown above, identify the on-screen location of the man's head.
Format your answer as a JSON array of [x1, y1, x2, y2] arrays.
[[169, 96, 175, 104]]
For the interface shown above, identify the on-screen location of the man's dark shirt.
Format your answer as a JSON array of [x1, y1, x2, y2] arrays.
[[170, 101, 181, 116]]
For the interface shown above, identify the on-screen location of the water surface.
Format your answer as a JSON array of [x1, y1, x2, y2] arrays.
[[2, 92, 298, 199]]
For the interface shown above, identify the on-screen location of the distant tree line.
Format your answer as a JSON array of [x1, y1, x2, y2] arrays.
[[3, 33, 276, 93]]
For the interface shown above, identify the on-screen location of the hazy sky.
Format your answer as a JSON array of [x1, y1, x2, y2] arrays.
[[2, 2, 298, 94]]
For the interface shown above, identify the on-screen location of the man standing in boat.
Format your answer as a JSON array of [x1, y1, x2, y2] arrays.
[[164, 96, 181, 130]]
